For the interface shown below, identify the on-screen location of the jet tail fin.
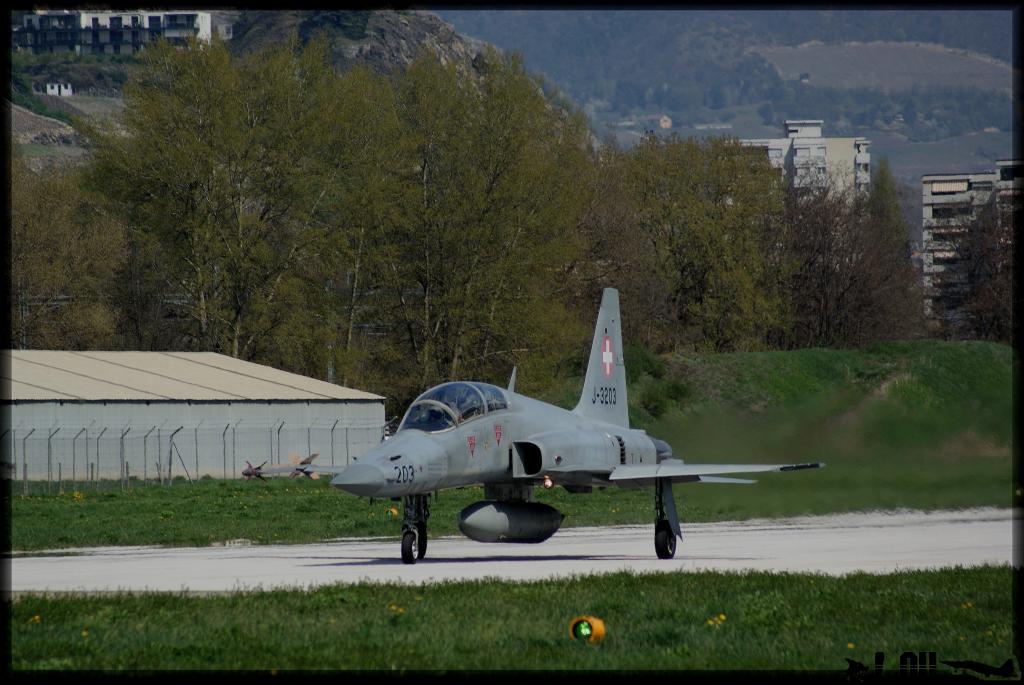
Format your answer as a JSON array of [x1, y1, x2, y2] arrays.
[[572, 288, 628, 428]]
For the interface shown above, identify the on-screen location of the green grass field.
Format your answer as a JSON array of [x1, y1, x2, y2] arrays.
[[8, 454, 1013, 552], [9, 566, 1013, 670]]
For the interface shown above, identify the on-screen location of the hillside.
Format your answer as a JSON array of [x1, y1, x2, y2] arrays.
[[435, 9, 1016, 185], [540, 339, 1013, 464], [9, 10, 490, 168], [754, 41, 1012, 93], [8, 102, 88, 170], [435, 10, 1013, 104]]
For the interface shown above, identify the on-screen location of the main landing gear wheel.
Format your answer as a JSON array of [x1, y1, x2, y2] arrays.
[[654, 477, 679, 559], [655, 519, 676, 559], [401, 529, 418, 564]]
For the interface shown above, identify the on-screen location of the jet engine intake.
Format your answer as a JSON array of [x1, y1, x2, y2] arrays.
[[457, 500, 564, 543], [513, 441, 544, 476]]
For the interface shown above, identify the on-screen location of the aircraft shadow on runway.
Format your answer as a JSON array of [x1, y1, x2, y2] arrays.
[[295, 554, 762, 567]]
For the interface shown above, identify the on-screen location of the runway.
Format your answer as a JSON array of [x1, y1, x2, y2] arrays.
[[7, 508, 1018, 594]]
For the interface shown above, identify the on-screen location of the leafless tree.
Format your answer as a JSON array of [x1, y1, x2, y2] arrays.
[[961, 200, 1016, 342], [782, 175, 924, 349]]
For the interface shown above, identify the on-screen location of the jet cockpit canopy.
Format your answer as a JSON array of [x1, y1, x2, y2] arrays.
[[399, 381, 508, 433]]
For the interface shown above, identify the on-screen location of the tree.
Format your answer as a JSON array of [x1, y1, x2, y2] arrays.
[[962, 201, 1015, 342], [573, 138, 670, 351], [83, 35, 334, 360], [9, 152, 124, 349], [367, 49, 592, 403], [623, 134, 789, 352], [257, 63, 408, 386], [781, 159, 924, 348]]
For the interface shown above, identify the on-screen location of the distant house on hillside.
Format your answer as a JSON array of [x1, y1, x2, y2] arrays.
[[641, 113, 672, 130], [45, 82, 73, 97]]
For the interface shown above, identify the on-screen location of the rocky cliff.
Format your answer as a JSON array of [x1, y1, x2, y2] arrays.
[[230, 10, 489, 75]]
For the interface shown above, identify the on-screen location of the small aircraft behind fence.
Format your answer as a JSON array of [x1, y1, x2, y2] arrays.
[[246, 288, 823, 564], [243, 453, 321, 481]]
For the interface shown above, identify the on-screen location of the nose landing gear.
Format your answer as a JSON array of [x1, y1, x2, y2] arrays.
[[400, 493, 431, 564]]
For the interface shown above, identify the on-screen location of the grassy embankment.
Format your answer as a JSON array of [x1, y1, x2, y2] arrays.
[[9, 566, 1013, 670], [9, 340, 1015, 551]]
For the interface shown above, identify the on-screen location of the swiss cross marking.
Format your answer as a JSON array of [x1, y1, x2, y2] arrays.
[[467, 435, 476, 457], [602, 335, 614, 377], [494, 424, 503, 445]]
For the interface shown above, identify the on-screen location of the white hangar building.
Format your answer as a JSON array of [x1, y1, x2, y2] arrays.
[[2, 350, 385, 484]]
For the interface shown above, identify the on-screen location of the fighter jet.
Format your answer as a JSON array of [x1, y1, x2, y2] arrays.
[[275, 288, 823, 564]]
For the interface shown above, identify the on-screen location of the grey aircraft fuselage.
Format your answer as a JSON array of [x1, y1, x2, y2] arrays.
[[334, 390, 654, 500]]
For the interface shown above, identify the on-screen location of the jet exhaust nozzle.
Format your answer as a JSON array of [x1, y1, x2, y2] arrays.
[[458, 500, 564, 543]]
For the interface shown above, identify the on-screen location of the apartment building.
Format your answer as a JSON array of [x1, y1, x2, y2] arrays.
[[920, 159, 1021, 329], [741, 119, 871, 194], [12, 10, 229, 56]]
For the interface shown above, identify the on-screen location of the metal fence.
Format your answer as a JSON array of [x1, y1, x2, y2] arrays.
[[1, 420, 385, 495]]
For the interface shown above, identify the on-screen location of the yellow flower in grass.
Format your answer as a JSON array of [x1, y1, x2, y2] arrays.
[[81, 628, 89, 638], [706, 613, 726, 628], [847, 642, 856, 650], [27, 615, 41, 624]]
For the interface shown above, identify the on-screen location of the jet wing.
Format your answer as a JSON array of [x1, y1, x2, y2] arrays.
[[609, 459, 823, 486]]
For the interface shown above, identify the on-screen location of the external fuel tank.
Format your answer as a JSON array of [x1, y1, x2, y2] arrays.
[[457, 500, 565, 543]]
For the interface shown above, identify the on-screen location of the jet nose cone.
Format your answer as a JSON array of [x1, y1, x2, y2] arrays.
[[331, 464, 384, 496]]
